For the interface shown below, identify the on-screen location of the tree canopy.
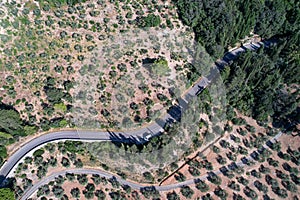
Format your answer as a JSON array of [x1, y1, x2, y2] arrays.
[[222, 33, 299, 126], [174, 0, 300, 58], [0, 188, 15, 200]]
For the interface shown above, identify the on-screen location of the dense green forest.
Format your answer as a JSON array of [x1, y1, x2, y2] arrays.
[[0, 103, 38, 165], [222, 34, 299, 128], [174, 0, 300, 58], [175, 0, 299, 128]]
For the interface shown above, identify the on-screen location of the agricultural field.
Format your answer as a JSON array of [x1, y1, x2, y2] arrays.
[[0, 0, 299, 199], [13, 112, 300, 200], [11, 86, 223, 197], [0, 0, 197, 131], [160, 113, 300, 200]]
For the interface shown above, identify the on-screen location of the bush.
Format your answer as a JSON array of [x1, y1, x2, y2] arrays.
[[140, 186, 160, 199], [208, 174, 222, 185], [272, 187, 288, 198], [70, 188, 80, 198], [228, 181, 240, 191], [61, 157, 70, 167], [212, 145, 220, 153], [254, 180, 268, 193], [188, 166, 200, 176], [85, 183, 95, 192], [195, 180, 209, 192], [0, 104, 25, 136], [37, 166, 47, 179], [167, 191, 180, 200], [251, 170, 261, 179], [180, 186, 194, 199], [95, 189, 106, 199], [137, 14, 161, 27], [282, 180, 297, 192], [66, 173, 75, 181], [214, 187, 228, 199], [77, 174, 88, 185], [237, 176, 249, 186], [244, 186, 258, 200], [52, 185, 64, 198], [174, 172, 186, 182]]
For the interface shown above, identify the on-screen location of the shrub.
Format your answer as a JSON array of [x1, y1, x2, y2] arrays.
[[95, 189, 106, 199], [180, 186, 194, 199], [195, 180, 209, 192], [70, 187, 80, 198], [167, 191, 180, 200], [174, 172, 186, 182], [140, 186, 160, 199], [137, 14, 161, 27], [52, 185, 64, 198], [214, 187, 228, 200], [208, 174, 221, 185], [254, 180, 268, 193], [61, 157, 70, 167], [77, 174, 88, 185], [228, 181, 240, 191], [33, 149, 45, 157], [244, 186, 258, 200]]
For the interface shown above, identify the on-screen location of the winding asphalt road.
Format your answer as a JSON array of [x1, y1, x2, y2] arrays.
[[20, 131, 284, 200], [0, 40, 276, 198]]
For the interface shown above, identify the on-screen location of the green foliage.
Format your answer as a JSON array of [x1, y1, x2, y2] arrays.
[[0, 188, 15, 200], [24, 125, 37, 135], [0, 103, 33, 165], [214, 186, 228, 200], [54, 103, 67, 112], [196, 180, 209, 192], [175, 0, 299, 58], [208, 174, 222, 185], [167, 191, 180, 200], [70, 187, 80, 198], [33, 149, 45, 157], [174, 172, 186, 182], [137, 14, 161, 28], [95, 189, 106, 199], [0, 132, 13, 139], [151, 58, 170, 76], [228, 181, 240, 191], [0, 145, 8, 159], [44, 86, 71, 105], [0, 34, 12, 44], [0, 105, 24, 136], [180, 185, 194, 199], [52, 185, 64, 198], [63, 141, 85, 154], [43, 77, 72, 105], [222, 39, 299, 125], [77, 174, 88, 185], [254, 1, 287, 38], [140, 186, 160, 199], [37, 0, 86, 7], [175, 0, 259, 57], [143, 172, 154, 182], [244, 186, 258, 200]]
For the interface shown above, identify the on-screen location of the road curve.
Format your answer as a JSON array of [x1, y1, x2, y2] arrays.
[[0, 40, 275, 198], [21, 131, 283, 200], [0, 40, 273, 180]]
